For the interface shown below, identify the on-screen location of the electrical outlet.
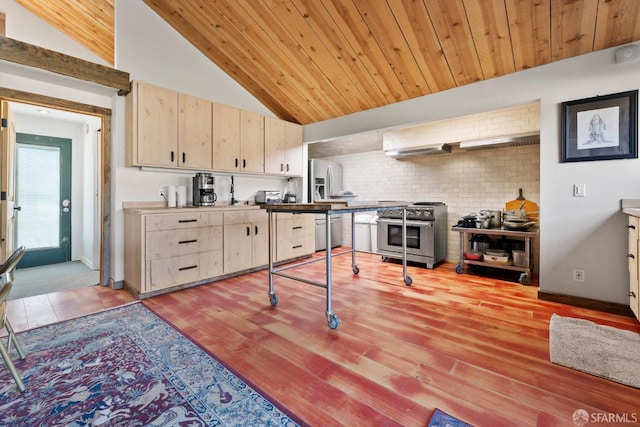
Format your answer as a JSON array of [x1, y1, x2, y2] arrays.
[[572, 269, 585, 282], [573, 184, 586, 197]]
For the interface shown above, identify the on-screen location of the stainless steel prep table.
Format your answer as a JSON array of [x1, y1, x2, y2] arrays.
[[261, 202, 410, 329], [452, 225, 538, 285]]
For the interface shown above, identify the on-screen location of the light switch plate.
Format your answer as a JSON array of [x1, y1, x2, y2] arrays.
[[573, 184, 586, 197]]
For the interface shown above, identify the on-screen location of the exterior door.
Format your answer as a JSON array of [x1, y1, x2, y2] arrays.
[[0, 100, 17, 262], [15, 134, 72, 267]]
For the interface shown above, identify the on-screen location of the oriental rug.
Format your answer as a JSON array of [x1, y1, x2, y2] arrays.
[[549, 313, 640, 389], [0, 302, 301, 426]]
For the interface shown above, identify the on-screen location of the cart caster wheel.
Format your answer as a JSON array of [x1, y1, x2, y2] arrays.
[[381, 256, 388, 262], [519, 273, 531, 285], [455, 263, 465, 274], [353, 265, 360, 275], [269, 293, 278, 306], [404, 276, 412, 286], [327, 313, 341, 329]]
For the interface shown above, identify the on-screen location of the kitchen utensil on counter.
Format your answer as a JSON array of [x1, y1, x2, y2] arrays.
[[284, 178, 298, 203], [192, 173, 217, 206], [505, 188, 538, 223], [165, 185, 177, 207], [256, 191, 282, 204]]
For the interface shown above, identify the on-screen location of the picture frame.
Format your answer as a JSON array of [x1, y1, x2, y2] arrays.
[[561, 90, 638, 162]]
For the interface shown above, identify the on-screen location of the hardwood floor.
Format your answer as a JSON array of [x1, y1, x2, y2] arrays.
[[6, 251, 640, 426]]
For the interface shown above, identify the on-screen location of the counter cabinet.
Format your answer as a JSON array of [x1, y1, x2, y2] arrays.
[[123, 206, 315, 298], [452, 226, 538, 285]]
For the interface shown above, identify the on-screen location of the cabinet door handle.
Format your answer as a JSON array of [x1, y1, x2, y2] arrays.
[[627, 253, 635, 259], [182, 152, 186, 163], [293, 226, 302, 230], [179, 239, 197, 244], [293, 245, 302, 249], [630, 291, 637, 298], [171, 151, 175, 162], [179, 265, 198, 271], [243, 159, 246, 168], [280, 163, 284, 172], [255, 225, 258, 235], [246, 226, 250, 236], [235, 158, 239, 168], [629, 225, 636, 230], [178, 219, 198, 223], [286, 164, 290, 172]]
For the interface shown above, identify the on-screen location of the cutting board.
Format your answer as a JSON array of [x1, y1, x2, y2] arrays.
[[505, 188, 538, 223]]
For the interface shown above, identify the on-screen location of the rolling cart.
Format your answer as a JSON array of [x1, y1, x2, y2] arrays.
[[262, 202, 410, 329], [452, 226, 538, 285]]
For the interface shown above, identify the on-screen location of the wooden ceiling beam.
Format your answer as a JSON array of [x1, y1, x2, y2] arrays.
[[0, 36, 129, 95]]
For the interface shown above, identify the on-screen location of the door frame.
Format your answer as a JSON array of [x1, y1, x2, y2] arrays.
[[0, 87, 112, 286]]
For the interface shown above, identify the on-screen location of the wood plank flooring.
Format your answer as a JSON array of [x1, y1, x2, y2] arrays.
[[5, 252, 640, 426]]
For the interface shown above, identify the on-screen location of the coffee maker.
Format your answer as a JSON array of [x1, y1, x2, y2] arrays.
[[192, 173, 217, 206]]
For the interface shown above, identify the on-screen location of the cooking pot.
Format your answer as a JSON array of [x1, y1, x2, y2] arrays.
[[470, 234, 492, 253], [489, 210, 502, 228]]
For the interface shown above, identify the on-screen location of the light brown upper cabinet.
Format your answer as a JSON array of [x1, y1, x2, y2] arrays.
[[178, 93, 212, 169], [126, 81, 212, 169], [212, 104, 264, 173], [240, 110, 264, 173], [264, 117, 303, 176], [126, 81, 178, 167]]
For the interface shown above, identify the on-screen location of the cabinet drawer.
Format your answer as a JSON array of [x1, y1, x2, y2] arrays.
[[629, 216, 639, 239], [146, 213, 208, 231], [150, 254, 202, 289], [146, 226, 222, 260], [223, 209, 267, 225], [149, 251, 223, 290]]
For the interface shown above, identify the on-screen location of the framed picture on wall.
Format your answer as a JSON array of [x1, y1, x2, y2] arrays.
[[561, 90, 638, 162]]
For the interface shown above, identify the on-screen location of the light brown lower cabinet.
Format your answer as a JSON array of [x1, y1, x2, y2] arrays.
[[627, 215, 640, 320], [223, 210, 269, 274], [124, 210, 223, 296], [124, 207, 315, 298], [275, 213, 315, 262]]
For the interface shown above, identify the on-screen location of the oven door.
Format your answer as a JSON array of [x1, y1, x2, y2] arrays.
[[376, 218, 434, 258]]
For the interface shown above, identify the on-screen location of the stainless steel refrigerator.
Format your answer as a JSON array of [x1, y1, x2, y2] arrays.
[[308, 159, 343, 251]]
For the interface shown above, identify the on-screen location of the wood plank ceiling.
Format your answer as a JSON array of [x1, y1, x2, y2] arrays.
[[13, 0, 640, 125]]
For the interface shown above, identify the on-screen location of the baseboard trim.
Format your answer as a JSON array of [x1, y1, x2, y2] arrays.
[[538, 291, 634, 317], [109, 278, 124, 290]]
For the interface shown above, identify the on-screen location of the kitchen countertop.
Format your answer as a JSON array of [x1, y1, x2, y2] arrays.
[[123, 202, 260, 215], [259, 201, 408, 214], [623, 208, 640, 217]]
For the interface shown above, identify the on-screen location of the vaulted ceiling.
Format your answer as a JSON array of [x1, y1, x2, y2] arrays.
[[14, 0, 640, 125]]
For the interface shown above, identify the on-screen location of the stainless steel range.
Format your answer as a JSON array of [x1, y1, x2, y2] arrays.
[[377, 202, 447, 268]]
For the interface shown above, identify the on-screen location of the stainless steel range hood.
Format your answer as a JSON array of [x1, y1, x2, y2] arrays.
[[384, 143, 452, 158], [459, 131, 539, 151]]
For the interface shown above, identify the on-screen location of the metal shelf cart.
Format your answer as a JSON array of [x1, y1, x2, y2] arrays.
[[452, 226, 538, 285], [262, 203, 410, 329]]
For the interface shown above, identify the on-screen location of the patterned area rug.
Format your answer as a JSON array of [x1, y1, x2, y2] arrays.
[[0, 302, 301, 426]]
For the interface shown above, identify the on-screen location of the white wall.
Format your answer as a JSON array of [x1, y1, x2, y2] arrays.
[[306, 48, 640, 306]]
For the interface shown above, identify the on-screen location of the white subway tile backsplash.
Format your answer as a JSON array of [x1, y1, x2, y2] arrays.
[[324, 144, 540, 271]]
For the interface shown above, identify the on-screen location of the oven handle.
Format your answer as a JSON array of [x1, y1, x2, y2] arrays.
[[377, 218, 433, 227]]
